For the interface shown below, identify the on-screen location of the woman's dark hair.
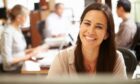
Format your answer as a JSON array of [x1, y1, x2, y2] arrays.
[[74, 3, 117, 73], [117, 0, 131, 13], [8, 5, 28, 21]]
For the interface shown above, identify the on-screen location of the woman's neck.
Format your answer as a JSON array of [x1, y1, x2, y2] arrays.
[[82, 46, 99, 73], [82, 46, 99, 63], [11, 22, 20, 31]]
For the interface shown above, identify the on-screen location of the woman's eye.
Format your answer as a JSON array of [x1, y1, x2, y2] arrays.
[[96, 26, 103, 29], [84, 22, 90, 26]]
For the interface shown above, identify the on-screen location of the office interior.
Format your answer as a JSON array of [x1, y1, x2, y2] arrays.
[[0, 0, 140, 83]]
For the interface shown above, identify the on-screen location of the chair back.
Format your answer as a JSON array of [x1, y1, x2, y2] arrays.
[[118, 48, 137, 77], [130, 22, 140, 61]]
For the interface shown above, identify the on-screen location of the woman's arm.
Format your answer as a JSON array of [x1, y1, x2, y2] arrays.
[[113, 51, 127, 79], [1, 31, 32, 65]]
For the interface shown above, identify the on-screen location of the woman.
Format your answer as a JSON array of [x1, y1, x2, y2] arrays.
[[1, 5, 34, 72], [48, 3, 127, 78]]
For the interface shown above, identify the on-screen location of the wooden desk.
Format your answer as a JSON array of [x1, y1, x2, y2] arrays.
[[21, 49, 58, 75], [21, 69, 49, 75]]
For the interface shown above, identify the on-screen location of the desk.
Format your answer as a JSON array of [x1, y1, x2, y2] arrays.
[[21, 69, 48, 74], [21, 60, 49, 74], [21, 49, 59, 74]]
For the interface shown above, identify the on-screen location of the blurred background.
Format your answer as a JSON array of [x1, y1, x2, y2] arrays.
[[0, 0, 140, 47]]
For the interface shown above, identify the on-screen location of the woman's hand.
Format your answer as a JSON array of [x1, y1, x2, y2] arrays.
[[25, 48, 34, 54], [24, 44, 49, 61]]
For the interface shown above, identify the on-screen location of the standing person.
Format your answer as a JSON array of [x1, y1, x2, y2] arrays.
[[48, 3, 127, 79], [0, 5, 34, 73], [115, 0, 137, 48], [45, 3, 68, 38]]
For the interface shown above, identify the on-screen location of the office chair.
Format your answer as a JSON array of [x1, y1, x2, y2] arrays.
[[0, 64, 3, 73], [118, 48, 138, 78], [130, 22, 140, 61], [37, 20, 46, 41]]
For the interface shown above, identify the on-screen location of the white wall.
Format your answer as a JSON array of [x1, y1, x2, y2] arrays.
[[0, 0, 4, 8], [6, 0, 37, 10], [112, 0, 122, 33]]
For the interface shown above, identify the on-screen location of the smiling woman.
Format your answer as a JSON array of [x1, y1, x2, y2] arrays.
[[80, 10, 108, 50], [79, 10, 108, 73], [47, 3, 127, 79]]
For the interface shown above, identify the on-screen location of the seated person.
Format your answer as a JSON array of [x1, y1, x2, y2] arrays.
[[115, 0, 137, 48], [47, 3, 127, 79], [45, 3, 69, 38], [0, 5, 35, 72], [44, 3, 71, 48]]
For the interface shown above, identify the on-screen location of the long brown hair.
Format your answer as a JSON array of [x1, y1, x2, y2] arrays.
[[74, 3, 117, 73]]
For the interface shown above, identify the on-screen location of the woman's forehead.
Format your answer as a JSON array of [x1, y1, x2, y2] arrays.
[[83, 10, 107, 24]]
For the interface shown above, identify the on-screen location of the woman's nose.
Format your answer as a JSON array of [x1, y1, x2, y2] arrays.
[[87, 26, 96, 34]]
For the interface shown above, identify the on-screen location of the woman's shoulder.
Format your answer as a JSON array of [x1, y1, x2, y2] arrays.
[[3, 25, 14, 33], [113, 50, 127, 79], [116, 50, 124, 61], [58, 46, 76, 63], [60, 46, 76, 54], [115, 50, 126, 70]]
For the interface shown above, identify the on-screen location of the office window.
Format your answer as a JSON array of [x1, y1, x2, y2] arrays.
[[131, 0, 140, 22]]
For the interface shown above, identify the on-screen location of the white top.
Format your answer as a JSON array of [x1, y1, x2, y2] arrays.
[[46, 13, 69, 37], [0, 25, 4, 64], [0, 25, 4, 39], [0, 25, 26, 71]]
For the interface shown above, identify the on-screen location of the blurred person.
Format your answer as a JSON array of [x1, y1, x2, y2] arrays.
[[115, 0, 137, 48], [45, 3, 68, 38], [48, 3, 127, 79], [0, 5, 35, 73], [0, 7, 7, 71]]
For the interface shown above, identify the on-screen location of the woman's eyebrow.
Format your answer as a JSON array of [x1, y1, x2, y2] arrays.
[[96, 23, 104, 26], [83, 19, 91, 22], [83, 19, 105, 26]]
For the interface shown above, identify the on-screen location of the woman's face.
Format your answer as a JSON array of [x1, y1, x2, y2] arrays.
[[16, 14, 27, 26], [80, 10, 108, 49], [20, 15, 27, 26]]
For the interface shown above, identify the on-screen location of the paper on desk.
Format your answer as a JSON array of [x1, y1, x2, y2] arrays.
[[22, 60, 40, 71], [38, 49, 59, 67], [44, 36, 69, 47]]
